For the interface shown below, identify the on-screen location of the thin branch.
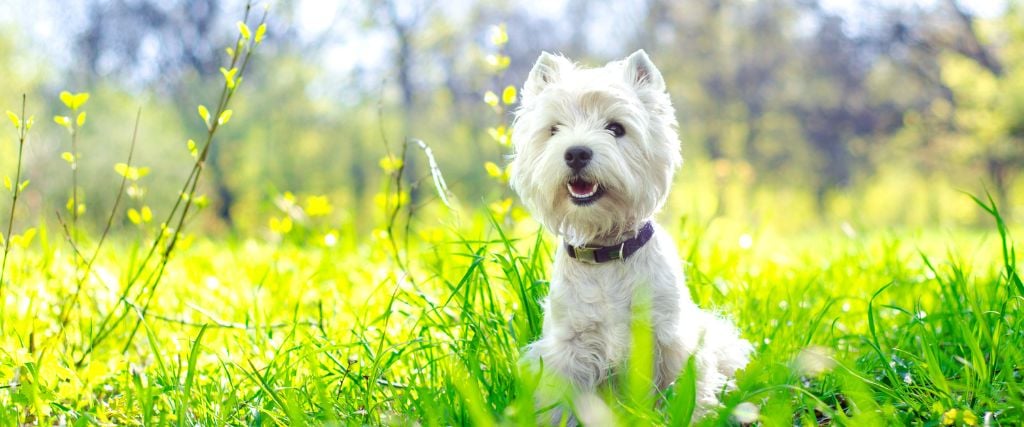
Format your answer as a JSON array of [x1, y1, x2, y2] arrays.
[[57, 108, 142, 332], [0, 95, 28, 300]]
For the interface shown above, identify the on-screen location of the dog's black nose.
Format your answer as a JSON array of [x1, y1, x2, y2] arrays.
[[564, 146, 593, 172]]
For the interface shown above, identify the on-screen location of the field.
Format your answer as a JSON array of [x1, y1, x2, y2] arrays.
[[2, 2, 1024, 426], [0, 191, 1021, 425]]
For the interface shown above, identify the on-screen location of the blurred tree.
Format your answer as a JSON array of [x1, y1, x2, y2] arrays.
[[5, 0, 1017, 233], [379, 0, 432, 204], [74, 0, 242, 224], [76, 0, 222, 87], [936, 2, 1023, 212]]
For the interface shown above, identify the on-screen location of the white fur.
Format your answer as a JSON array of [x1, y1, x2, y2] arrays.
[[510, 50, 752, 423]]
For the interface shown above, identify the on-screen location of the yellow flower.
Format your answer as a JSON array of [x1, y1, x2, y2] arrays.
[[489, 198, 513, 216], [941, 408, 958, 425], [962, 409, 978, 426], [269, 216, 293, 234], [304, 195, 333, 217], [379, 155, 404, 174]]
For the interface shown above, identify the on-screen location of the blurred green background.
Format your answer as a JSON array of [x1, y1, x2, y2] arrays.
[[0, 0, 1021, 237]]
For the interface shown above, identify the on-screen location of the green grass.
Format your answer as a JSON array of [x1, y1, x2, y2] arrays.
[[0, 195, 1020, 426], [0, 6, 1021, 424]]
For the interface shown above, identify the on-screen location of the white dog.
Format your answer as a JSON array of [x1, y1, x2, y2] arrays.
[[509, 50, 752, 423]]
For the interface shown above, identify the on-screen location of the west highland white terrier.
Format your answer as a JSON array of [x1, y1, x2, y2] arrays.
[[509, 50, 752, 424]]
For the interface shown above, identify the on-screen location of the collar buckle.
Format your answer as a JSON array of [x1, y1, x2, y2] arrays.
[[572, 246, 599, 264]]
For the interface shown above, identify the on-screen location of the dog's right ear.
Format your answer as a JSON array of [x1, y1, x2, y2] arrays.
[[524, 52, 565, 98]]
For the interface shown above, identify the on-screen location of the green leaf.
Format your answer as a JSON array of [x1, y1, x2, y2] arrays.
[[72, 93, 90, 110], [54, 115, 72, 132], [225, 47, 235, 57], [128, 208, 141, 225], [198, 105, 210, 128], [486, 54, 510, 71], [114, 163, 148, 180], [484, 161, 502, 178], [218, 110, 233, 126], [18, 180, 29, 192], [483, 91, 498, 107], [6, 111, 19, 129], [178, 325, 209, 427], [502, 85, 517, 105], [237, 21, 251, 40], [220, 67, 238, 89], [187, 139, 198, 158], [59, 91, 74, 108], [255, 23, 267, 43], [12, 228, 36, 248], [489, 24, 508, 46]]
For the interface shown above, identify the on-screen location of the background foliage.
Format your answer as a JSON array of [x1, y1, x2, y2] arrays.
[[0, 0, 1021, 235]]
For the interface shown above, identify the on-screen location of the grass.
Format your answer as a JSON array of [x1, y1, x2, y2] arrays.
[[1, 5, 1022, 426], [0, 196, 1020, 426]]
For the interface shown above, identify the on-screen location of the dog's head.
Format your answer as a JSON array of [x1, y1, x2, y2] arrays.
[[509, 50, 681, 246]]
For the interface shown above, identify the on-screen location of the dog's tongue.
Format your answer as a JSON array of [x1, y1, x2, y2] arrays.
[[569, 180, 596, 196]]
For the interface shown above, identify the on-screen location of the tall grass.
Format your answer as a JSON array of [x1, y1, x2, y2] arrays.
[[7, 193, 1018, 425]]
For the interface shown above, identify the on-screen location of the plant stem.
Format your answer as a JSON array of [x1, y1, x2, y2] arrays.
[[75, 3, 267, 365], [1, 95, 28, 302], [56, 108, 142, 336], [71, 121, 79, 242]]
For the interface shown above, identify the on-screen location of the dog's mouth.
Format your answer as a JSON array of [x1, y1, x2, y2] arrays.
[[567, 177, 603, 205]]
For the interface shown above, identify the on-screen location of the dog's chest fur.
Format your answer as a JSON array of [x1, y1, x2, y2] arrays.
[[544, 224, 689, 364]]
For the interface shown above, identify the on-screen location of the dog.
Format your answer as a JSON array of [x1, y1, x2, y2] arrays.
[[509, 50, 752, 424]]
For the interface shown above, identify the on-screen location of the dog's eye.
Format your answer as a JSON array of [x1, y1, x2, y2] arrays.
[[550, 125, 559, 136], [605, 122, 625, 138]]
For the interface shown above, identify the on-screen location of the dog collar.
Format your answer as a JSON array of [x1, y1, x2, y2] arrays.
[[565, 222, 655, 264]]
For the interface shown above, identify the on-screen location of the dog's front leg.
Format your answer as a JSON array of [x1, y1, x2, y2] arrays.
[[523, 332, 610, 425], [653, 329, 688, 392]]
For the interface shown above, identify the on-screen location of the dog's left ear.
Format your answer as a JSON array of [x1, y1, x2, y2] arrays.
[[624, 49, 665, 92]]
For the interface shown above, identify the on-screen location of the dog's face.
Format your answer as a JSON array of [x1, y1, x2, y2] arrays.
[[509, 50, 681, 246]]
